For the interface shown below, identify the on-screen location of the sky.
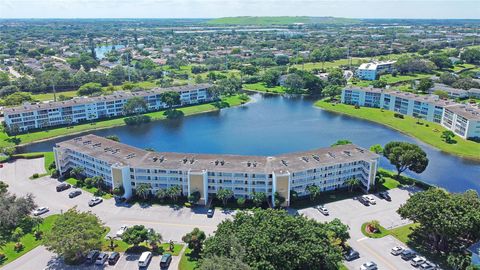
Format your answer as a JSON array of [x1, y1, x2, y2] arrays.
[[0, 0, 479, 19]]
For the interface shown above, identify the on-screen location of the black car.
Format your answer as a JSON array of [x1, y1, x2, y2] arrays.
[[68, 189, 82, 198], [379, 192, 392, 201], [358, 196, 370, 206], [85, 250, 100, 264], [344, 248, 360, 261], [160, 253, 172, 268], [56, 183, 71, 192], [108, 252, 120, 265]]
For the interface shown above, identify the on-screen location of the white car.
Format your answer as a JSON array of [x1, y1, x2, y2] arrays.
[[411, 256, 427, 267], [360, 261, 377, 270], [316, 205, 329, 215], [363, 195, 376, 205], [391, 246, 404, 256], [116, 225, 128, 237], [33, 207, 49, 216], [419, 261, 437, 270]]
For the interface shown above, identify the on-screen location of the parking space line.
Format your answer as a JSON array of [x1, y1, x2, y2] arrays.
[[357, 237, 368, 242], [357, 240, 397, 270], [120, 219, 217, 229]]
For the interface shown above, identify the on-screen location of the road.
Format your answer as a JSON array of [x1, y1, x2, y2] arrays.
[[1, 158, 420, 270]]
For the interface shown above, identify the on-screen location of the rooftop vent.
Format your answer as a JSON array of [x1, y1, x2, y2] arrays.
[[343, 151, 351, 157], [183, 157, 188, 164], [281, 160, 288, 166], [312, 155, 320, 161], [327, 152, 335, 158], [190, 158, 195, 164], [301, 156, 309, 162]]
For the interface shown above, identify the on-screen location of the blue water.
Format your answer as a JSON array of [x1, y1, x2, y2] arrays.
[[94, 44, 125, 60], [21, 93, 480, 193]]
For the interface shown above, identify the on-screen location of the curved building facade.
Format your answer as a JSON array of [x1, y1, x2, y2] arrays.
[[54, 134, 379, 206]]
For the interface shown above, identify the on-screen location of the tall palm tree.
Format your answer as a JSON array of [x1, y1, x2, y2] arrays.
[[305, 184, 320, 201], [147, 230, 163, 250], [345, 177, 361, 192], [166, 185, 182, 202], [135, 183, 151, 200]]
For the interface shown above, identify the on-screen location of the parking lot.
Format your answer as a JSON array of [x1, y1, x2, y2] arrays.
[[297, 187, 421, 270], [1, 158, 424, 270]]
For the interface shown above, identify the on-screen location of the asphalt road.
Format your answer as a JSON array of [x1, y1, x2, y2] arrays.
[[1, 158, 421, 270]]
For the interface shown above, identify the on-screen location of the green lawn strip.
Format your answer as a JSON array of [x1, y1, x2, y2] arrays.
[[65, 178, 113, 199], [314, 100, 480, 161], [6, 151, 55, 174], [361, 222, 390, 239], [387, 223, 420, 244], [0, 215, 59, 266], [179, 247, 199, 270], [379, 73, 431, 84], [243, 82, 287, 94], [0, 95, 248, 149], [30, 90, 78, 102], [101, 239, 183, 256]]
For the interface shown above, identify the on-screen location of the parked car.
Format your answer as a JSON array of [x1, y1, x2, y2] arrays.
[[138, 251, 152, 268], [68, 189, 82, 198], [363, 195, 376, 205], [401, 249, 416, 260], [358, 196, 370, 206], [160, 253, 172, 268], [343, 248, 360, 261], [56, 183, 71, 192], [390, 246, 404, 256], [207, 208, 214, 218], [411, 256, 427, 267], [379, 191, 391, 201], [95, 252, 108, 265], [316, 205, 329, 215], [419, 261, 437, 270], [33, 206, 49, 216], [88, 197, 103, 207], [108, 252, 120, 265], [85, 250, 100, 264], [116, 225, 128, 237], [360, 261, 377, 270]]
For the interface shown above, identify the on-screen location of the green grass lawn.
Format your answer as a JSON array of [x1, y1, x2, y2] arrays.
[[379, 73, 431, 84], [0, 95, 248, 148], [65, 178, 113, 199], [243, 82, 287, 94], [0, 215, 59, 267], [315, 100, 480, 161], [361, 222, 390, 239], [102, 238, 184, 256], [179, 247, 199, 270], [387, 223, 420, 244], [451, 63, 476, 73], [31, 90, 78, 102]]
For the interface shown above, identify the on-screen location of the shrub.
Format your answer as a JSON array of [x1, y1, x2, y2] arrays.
[[237, 197, 246, 206], [393, 113, 404, 119], [124, 115, 151, 125], [184, 202, 192, 208], [14, 242, 23, 252], [0, 253, 5, 261], [32, 173, 39, 179]]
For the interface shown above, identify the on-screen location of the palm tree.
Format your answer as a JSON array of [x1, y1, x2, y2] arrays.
[[135, 183, 151, 200], [156, 189, 168, 202], [345, 177, 361, 192], [70, 166, 85, 179], [166, 185, 182, 202], [305, 184, 320, 201], [147, 230, 163, 250], [217, 189, 234, 206], [92, 176, 104, 189]]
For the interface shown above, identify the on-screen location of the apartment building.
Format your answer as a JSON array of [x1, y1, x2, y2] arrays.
[[341, 86, 480, 139], [54, 134, 379, 207], [356, 60, 396, 81], [3, 84, 213, 133]]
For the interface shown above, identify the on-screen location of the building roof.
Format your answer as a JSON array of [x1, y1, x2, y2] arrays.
[[358, 60, 396, 71], [4, 84, 212, 115], [56, 134, 379, 174]]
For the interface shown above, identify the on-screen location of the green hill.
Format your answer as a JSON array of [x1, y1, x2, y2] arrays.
[[206, 16, 360, 26]]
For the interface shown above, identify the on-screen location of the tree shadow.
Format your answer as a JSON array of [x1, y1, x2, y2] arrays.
[[5, 137, 21, 145], [164, 109, 184, 119]]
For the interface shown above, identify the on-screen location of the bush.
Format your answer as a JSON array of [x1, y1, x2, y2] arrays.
[[32, 173, 39, 179], [0, 253, 5, 261], [237, 197, 246, 206], [393, 113, 404, 119], [14, 242, 23, 252], [124, 115, 151, 125]]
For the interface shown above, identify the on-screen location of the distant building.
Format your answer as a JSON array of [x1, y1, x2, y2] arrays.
[[341, 86, 480, 139], [429, 83, 469, 99], [356, 60, 396, 81], [4, 84, 213, 133], [54, 134, 379, 207]]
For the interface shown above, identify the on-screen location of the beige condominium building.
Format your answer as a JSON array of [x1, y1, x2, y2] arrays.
[[54, 134, 379, 207]]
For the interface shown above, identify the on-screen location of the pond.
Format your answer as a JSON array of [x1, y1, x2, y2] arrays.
[[21, 93, 480, 193], [94, 44, 125, 60]]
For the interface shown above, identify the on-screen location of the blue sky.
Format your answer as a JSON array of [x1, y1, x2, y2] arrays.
[[0, 0, 479, 19]]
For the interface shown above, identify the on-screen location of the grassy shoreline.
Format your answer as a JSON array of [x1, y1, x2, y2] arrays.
[[314, 100, 480, 161], [0, 95, 248, 148]]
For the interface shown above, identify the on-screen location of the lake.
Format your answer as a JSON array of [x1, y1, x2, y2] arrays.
[[94, 44, 125, 60], [20, 93, 480, 193]]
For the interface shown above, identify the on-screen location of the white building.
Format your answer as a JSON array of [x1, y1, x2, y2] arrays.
[[356, 60, 396, 81], [341, 86, 480, 139], [4, 84, 213, 133], [54, 134, 379, 207]]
